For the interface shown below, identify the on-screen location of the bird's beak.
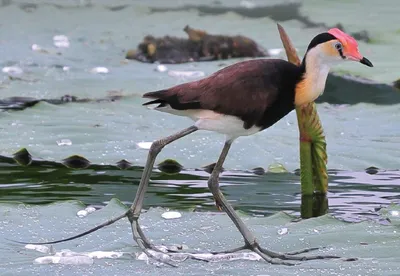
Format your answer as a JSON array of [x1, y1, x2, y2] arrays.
[[346, 48, 373, 67], [360, 57, 373, 67]]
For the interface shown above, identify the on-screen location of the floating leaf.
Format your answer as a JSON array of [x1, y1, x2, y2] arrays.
[[116, 159, 132, 170], [365, 166, 379, 175], [251, 167, 265, 175], [157, 159, 183, 174], [12, 148, 32, 166], [62, 155, 91, 169], [2, 200, 400, 274], [267, 163, 288, 173]]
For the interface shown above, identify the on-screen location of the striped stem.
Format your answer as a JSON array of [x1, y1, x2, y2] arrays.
[[277, 24, 328, 195]]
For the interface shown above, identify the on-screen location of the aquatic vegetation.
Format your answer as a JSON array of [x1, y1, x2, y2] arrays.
[[126, 25, 267, 64]]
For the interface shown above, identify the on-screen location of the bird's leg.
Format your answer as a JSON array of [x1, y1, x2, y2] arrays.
[[207, 140, 340, 265], [126, 126, 198, 265]]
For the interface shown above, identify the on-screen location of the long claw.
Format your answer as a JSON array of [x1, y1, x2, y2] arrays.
[[285, 246, 322, 255], [211, 245, 247, 255], [136, 238, 177, 268], [257, 246, 341, 261], [253, 247, 296, 266]]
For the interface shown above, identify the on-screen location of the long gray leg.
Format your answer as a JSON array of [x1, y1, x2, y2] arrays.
[[207, 140, 340, 265], [126, 126, 198, 266]]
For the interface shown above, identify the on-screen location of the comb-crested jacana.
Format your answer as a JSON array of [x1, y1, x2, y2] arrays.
[[18, 27, 373, 266]]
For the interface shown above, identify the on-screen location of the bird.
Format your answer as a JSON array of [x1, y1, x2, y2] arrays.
[[15, 26, 373, 267], [133, 27, 373, 264]]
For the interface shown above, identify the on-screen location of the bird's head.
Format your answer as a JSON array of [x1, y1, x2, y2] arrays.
[[305, 28, 373, 67]]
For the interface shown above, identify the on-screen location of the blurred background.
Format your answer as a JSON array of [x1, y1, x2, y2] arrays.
[[0, 0, 399, 222]]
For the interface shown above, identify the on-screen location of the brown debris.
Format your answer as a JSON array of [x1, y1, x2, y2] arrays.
[[126, 25, 269, 64]]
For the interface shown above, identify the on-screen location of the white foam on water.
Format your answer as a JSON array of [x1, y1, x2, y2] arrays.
[[168, 70, 205, 79], [25, 244, 54, 254], [161, 211, 182, 220], [53, 35, 70, 48], [85, 206, 96, 214], [87, 251, 124, 259], [155, 64, 168, 72], [76, 210, 88, 218], [136, 251, 262, 264], [136, 142, 152, 150], [2, 66, 23, 75], [31, 248, 125, 265], [76, 206, 97, 218], [277, 227, 289, 235], [90, 67, 109, 74]]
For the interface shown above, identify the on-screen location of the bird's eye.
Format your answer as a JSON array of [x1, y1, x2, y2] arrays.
[[334, 42, 342, 51]]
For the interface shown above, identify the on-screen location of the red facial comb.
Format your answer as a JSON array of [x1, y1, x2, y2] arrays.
[[328, 28, 359, 50]]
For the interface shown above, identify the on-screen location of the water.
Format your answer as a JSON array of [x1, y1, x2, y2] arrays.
[[0, 157, 399, 223], [0, 1, 400, 274]]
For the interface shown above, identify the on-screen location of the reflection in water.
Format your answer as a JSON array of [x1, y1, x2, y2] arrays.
[[0, 157, 399, 222]]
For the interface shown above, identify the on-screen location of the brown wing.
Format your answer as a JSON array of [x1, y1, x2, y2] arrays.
[[143, 59, 296, 126]]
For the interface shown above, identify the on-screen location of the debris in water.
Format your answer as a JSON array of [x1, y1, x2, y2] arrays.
[[390, 210, 400, 217], [31, 44, 50, 54], [56, 139, 72, 146], [90, 67, 109, 74], [77, 206, 97, 218], [53, 35, 70, 48], [155, 64, 168, 72], [25, 244, 55, 254], [85, 206, 96, 214], [136, 141, 152, 150], [32, 249, 125, 265], [277, 227, 288, 236], [34, 255, 94, 265], [161, 211, 182, 220], [77, 210, 88, 218], [86, 251, 123, 259], [168, 70, 205, 79], [2, 66, 23, 75]]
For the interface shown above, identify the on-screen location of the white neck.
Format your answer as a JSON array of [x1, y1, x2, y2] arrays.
[[295, 47, 332, 106]]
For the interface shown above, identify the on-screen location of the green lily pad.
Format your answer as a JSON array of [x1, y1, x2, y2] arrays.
[[157, 159, 183, 174], [12, 148, 32, 166], [62, 155, 91, 169], [1, 200, 399, 275], [267, 163, 288, 173]]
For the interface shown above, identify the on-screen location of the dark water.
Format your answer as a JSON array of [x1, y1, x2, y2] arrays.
[[1, 156, 399, 223]]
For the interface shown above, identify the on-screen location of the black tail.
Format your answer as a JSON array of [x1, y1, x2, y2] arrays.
[[142, 98, 168, 107], [142, 90, 169, 107]]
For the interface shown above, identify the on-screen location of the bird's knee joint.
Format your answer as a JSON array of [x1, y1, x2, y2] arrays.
[[150, 141, 164, 155], [126, 209, 139, 222], [246, 239, 258, 249]]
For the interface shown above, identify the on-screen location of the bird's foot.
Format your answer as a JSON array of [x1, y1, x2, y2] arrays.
[[130, 217, 207, 267], [211, 243, 342, 265]]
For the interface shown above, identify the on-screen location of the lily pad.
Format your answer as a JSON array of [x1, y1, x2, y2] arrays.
[[1, 200, 400, 275]]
